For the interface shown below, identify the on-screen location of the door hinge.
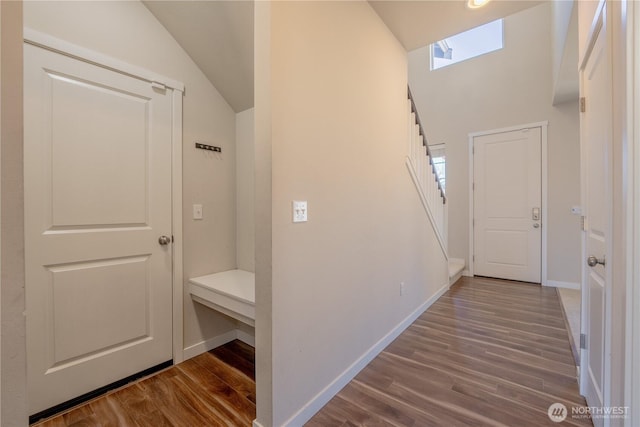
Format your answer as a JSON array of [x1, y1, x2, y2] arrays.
[[580, 97, 586, 113], [581, 216, 587, 231], [580, 333, 587, 349], [472, 218, 475, 227], [472, 255, 475, 262], [151, 81, 167, 91], [472, 146, 475, 155], [472, 182, 475, 191]]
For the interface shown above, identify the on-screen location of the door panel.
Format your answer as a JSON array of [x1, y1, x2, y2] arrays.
[[48, 256, 150, 365], [473, 127, 542, 283], [579, 9, 610, 423], [49, 71, 149, 226], [25, 43, 173, 414]]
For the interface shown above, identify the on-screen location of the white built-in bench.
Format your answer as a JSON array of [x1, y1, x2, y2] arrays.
[[189, 269, 255, 327]]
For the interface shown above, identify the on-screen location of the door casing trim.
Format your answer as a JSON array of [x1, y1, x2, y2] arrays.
[[627, 0, 640, 424], [23, 28, 185, 92]]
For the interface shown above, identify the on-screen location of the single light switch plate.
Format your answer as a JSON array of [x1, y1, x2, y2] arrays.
[[193, 204, 203, 220], [292, 201, 308, 223]]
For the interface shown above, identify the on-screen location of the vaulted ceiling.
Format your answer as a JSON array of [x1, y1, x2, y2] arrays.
[[143, 1, 563, 113], [143, 0, 254, 112]]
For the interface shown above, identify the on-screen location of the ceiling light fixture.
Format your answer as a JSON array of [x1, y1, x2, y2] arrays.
[[467, 0, 491, 9]]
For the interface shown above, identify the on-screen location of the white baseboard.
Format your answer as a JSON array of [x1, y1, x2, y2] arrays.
[[237, 329, 255, 347], [282, 281, 450, 427], [183, 328, 256, 360], [182, 330, 239, 360], [252, 420, 265, 427], [544, 280, 581, 290]]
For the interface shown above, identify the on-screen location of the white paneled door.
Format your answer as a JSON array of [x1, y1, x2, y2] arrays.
[[579, 9, 610, 425], [473, 127, 542, 283], [25, 43, 174, 415]]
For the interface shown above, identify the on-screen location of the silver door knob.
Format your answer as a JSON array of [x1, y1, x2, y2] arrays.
[[533, 223, 540, 228], [587, 255, 605, 267], [158, 235, 171, 245]]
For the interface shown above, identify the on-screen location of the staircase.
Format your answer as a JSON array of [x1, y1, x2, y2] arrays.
[[406, 87, 448, 256], [448, 258, 465, 285]]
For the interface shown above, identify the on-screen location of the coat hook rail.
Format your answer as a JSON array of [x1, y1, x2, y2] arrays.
[[195, 142, 221, 153]]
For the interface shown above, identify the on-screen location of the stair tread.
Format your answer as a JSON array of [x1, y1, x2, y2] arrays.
[[448, 259, 465, 278]]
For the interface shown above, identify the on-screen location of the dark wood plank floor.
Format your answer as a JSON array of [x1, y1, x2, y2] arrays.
[[33, 277, 590, 426], [32, 340, 256, 427], [306, 276, 592, 427]]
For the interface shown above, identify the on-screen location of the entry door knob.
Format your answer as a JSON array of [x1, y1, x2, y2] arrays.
[[158, 235, 171, 245], [587, 255, 605, 267]]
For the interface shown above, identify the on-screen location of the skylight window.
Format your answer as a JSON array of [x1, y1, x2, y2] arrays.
[[431, 19, 504, 70]]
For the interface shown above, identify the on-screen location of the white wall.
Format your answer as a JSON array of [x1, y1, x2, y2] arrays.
[[1, 2, 27, 425], [255, 2, 449, 425], [23, 0, 238, 355], [234, 108, 255, 346], [578, 0, 600, 63], [236, 108, 255, 273], [552, 1, 579, 104], [409, 2, 582, 285], [552, 0, 574, 84]]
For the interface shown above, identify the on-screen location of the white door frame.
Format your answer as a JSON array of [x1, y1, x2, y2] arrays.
[[23, 28, 185, 364], [626, 0, 639, 424], [468, 121, 548, 284]]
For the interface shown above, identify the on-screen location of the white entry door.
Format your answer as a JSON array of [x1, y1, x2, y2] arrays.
[[473, 127, 542, 283], [25, 43, 174, 415], [579, 9, 611, 424]]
